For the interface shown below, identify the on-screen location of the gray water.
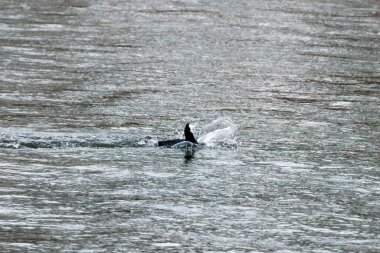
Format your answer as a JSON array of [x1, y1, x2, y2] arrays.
[[0, 0, 379, 252]]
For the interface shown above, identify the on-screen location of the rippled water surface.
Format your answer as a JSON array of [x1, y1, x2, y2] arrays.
[[0, 0, 379, 252]]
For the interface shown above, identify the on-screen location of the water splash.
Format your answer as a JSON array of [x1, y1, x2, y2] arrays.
[[0, 118, 238, 150], [197, 117, 238, 148]]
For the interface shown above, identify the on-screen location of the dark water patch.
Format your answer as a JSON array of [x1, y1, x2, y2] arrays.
[[139, 8, 222, 17], [304, 42, 379, 52], [324, 106, 350, 111], [275, 96, 323, 104], [101, 88, 161, 101], [98, 43, 142, 49], [300, 51, 367, 60]]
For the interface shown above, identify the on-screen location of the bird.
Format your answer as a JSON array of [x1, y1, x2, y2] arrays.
[[157, 123, 198, 147]]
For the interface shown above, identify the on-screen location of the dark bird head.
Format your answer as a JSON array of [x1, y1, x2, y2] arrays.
[[184, 123, 198, 144]]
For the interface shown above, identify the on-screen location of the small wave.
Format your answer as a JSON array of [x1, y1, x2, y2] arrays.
[[0, 133, 155, 149]]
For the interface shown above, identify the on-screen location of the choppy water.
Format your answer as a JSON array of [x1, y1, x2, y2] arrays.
[[1, 0, 379, 252]]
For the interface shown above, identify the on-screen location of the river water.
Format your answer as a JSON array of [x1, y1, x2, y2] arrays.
[[0, 0, 379, 252]]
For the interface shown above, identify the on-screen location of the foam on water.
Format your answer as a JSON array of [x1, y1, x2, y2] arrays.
[[197, 117, 238, 148]]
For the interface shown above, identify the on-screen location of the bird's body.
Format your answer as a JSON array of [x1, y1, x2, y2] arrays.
[[157, 123, 198, 147]]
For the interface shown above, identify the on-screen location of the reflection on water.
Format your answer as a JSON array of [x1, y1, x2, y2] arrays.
[[0, 0, 379, 252]]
